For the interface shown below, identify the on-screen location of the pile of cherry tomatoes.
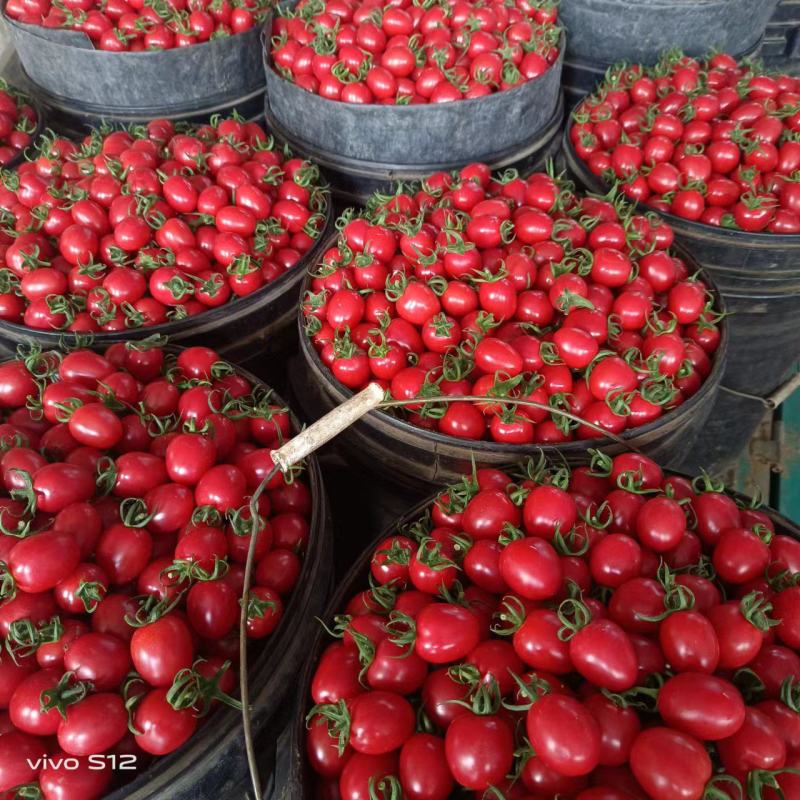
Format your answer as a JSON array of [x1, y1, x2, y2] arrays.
[[271, 0, 560, 104], [0, 80, 37, 168], [302, 164, 723, 445], [5, 0, 270, 51], [569, 51, 800, 233], [0, 116, 328, 332], [306, 450, 800, 800], [0, 341, 312, 798]]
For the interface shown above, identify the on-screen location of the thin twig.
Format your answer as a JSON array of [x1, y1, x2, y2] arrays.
[[240, 464, 280, 800]]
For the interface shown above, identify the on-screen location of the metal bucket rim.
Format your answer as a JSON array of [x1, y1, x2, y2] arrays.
[[25, 70, 266, 118], [263, 94, 565, 178], [3, 7, 265, 57], [563, 31, 765, 72], [261, 25, 565, 118]]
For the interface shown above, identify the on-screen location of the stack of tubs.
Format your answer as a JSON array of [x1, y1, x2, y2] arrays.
[[0, 8, 341, 794], [558, 0, 779, 107], [0, 28, 335, 379], [0, 0, 793, 793], [762, 0, 800, 71]]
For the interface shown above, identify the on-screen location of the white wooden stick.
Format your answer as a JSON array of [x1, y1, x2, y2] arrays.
[[271, 382, 385, 472]]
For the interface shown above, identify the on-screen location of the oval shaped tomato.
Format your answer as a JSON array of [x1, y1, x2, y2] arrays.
[[134, 687, 198, 756], [130, 614, 194, 687], [58, 693, 128, 756], [399, 733, 452, 800], [445, 712, 514, 790], [583, 693, 641, 767], [657, 673, 745, 741], [659, 610, 719, 673], [0, 730, 42, 791], [526, 694, 601, 777], [68, 402, 124, 449], [10, 530, 80, 592], [9, 668, 63, 736], [39, 749, 113, 800], [499, 537, 562, 600], [569, 618, 638, 691], [719, 706, 787, 777], [414, 603, 481, 664], [630, 727, 711, 800], [348, 691, 414, 755]]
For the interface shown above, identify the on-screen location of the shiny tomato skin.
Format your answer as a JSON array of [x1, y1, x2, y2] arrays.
[[751, 646, 800, 699], [348, 691, 414, 755], [523, 485, 577, 538], [635, 496, 686, 552], [0, 730, 42, 791], [513, 607, 571, 673], [63, 632, 131, 692], [569, 619, 638, 691], [421, 668, 471, 730], [10, 530, 81, 592], [659, 610, 720, 673], [707, 601, 764, 669], [165, 433, 217, 485], [526, 694, 601, 777], [307, 712, 351, 779], [366, 639, 427, 695], [311, 642, 364, 705], [186, 580, 239, 639], [399, 733, 453, 800], [68, 402, 124, 449], [445, 712, 514, 791], [195, 463, 247, 513], [113, 452, 168, 497], [717, 707, 787, 776], [130, 614, 194, 687], [95, 523, 153, 585], [33, 462, 96, 512], [691, 492, 740, 547], [757, 699, 800, 755], [39, 750, 113, 800], [630, 727, 711, 800], [58, 693, 128, 756], [134, 687, 198, 756], [657, 673, 746, 741], [773, 586, 800, 649], [499, 536, 562, 600], [713, 527, 771, 585], [0, 362, 38, 408], [462, 538, 506, 593], [583, 693, 641, 767], [9, 667, 63, 736], [0, 651, 37, 708], [414, 603, 481, 664], [339, 752, 398, 800], [461, 490, 521, 540]]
